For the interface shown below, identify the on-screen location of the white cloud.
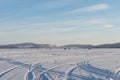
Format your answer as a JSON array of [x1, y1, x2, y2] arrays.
[[103, 24, 114, 28], [1, 18, 114, 34], [101, 24, 115, 29], [29, 19, 106, 27], [67, 3, 109, 14]]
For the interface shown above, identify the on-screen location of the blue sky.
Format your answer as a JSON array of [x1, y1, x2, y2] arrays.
[[0, 0, 120, 45]]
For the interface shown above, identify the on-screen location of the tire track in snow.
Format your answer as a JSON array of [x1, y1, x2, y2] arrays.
[[25, 64, 46, 80], [26, 63, 72, 80], [0, 66, 19, 78], [34, 64, 66, 80], [65, 66, 77, 80], [65, 64, 102, 80], [71, 74, 103, 80], [115, 68, 120, 76], [26, 71, 33, 80], [26, 61, 120, 80], [80, 62, 120, 80]]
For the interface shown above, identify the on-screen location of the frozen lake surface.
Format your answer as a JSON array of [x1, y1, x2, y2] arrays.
[[0, 49, 120, 80]]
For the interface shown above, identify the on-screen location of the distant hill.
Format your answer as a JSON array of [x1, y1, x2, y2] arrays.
[[0, 42, 57, 49], [93, 43, 120, 48], [61, 44, 93, 49], [61, 43, 120, 48], [0, 42, 120, 49]]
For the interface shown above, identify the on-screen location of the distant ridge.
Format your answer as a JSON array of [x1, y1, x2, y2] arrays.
[[0, 42, 120, 49], [0, 42, 56, 49], [62, 43, 120, 48], [92, 43, 120, 48], [61, 44, 92, 48]]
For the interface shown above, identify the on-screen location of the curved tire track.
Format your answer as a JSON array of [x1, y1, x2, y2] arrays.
[[0, 66, 19, 78], [80, 62, 120, 80], [25, 62, 120, 80]]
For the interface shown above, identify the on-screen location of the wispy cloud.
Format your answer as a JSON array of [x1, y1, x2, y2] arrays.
[[100, 24, 115, 29], [26, 0, 75, 12], [0, 19, 107, 32], [105, 24, 114, 28], [0, 18, 114, 34], [67, 3, 109, 14]]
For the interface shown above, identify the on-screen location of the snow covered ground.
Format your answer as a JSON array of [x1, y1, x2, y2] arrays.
[[0, 48, 120, 80]]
